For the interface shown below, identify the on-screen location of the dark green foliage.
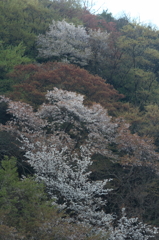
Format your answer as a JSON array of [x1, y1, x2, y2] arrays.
[[0, 102, 12, 124], [0, 0, 55, 57], [0, 131, 34, 176], [0, 41, 31, 81], [98, 10, 115, 23], [115, 15, 130, 30], [0, 156, 100, 240], [90, 153, 159, 226], [0, 156, 49, 230], [102, 23, 159, 108], [0, 79, 14, 95], [42, 0, 84, 24]]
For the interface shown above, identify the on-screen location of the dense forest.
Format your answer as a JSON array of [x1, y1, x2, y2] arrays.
[[1, 0, 159, 239]]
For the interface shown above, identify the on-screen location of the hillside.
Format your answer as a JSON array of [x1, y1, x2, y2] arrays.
[[1, 0, 159, 239]]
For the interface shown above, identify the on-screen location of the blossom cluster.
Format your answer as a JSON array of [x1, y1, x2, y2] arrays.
[[37, 20, 109, 66], [0, 89, 158, 239]]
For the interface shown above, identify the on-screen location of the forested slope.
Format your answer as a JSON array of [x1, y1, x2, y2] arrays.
[[1, 0, 159, 239]]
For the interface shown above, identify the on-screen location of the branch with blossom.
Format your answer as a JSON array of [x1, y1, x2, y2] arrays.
[[0, 89, 158, 238]]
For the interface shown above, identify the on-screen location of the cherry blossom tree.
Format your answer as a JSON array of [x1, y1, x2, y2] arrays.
[[0, 89, 158, 239], [37, 20, 91, 66], [24, 143, 113, 227], [37, 20, 110, 68], [109, 208, 158, 240]]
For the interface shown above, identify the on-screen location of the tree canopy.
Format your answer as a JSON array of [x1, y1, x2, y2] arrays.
[[2, 0, 159, 238]]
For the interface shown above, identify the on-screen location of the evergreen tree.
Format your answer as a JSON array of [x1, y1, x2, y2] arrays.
[[0, 156, 97, 239]]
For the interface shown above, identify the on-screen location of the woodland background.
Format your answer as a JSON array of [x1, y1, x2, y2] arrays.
[[1, 0, 159, 239]]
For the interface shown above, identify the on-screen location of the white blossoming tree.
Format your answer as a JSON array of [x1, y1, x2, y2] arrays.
[[37, 20, 109, 67], [0, 89, 158, 239], [24, 143, 113, 227], [37, 20, 91, 66], [109, 209, 158, 240]]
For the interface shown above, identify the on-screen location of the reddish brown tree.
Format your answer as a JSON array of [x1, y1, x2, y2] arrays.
[[80, 9, 116, 33], [8, 62, 125, 114]]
